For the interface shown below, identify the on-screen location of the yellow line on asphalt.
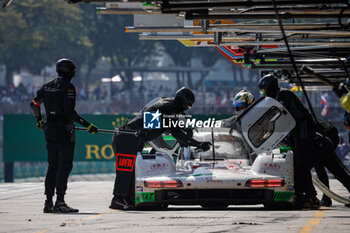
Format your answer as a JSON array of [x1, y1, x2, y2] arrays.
[[307, 219, 321, 225], [35, 210, 119, 233], [300, 226, 313, 233], [313, 211, 326, 218], [299, 208, 328, 233], [36, 224, 62, 233]]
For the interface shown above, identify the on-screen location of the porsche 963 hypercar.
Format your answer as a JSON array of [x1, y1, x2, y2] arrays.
[[133, 97, 297, 210]]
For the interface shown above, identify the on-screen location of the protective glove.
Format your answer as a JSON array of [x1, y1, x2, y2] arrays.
[[333, 83, 348, 98], [197, 141, 212, 152], [37, 119, 44, 130], [87, 124, 98, 134]]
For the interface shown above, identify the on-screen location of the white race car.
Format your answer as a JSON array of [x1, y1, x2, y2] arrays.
[[134, 97, 296, 209]]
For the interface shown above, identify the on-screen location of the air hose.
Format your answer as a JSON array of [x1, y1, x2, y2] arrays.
[[312, 173, 350, 205]]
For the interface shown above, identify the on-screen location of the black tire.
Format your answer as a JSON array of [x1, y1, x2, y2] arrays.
[[263, 202, 293, 210], [136, 203, 168, 211], [201, 203, 229, 209]]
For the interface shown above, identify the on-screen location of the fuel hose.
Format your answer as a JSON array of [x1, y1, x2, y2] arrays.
[[312, 173, 350, 205]]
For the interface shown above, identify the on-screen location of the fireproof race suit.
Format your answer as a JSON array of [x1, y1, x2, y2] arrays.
[[276, 89, 318, 202], [112, 97, 211, 205], [30, 77, 93, 201]]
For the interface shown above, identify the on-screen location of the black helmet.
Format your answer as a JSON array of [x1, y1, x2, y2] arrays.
[[175, 87, 195, 110], [258, 73, 279, 98], [56, 58, 76, 78]]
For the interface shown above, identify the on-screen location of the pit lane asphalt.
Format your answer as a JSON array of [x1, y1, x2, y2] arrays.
[[0, 176, 349, 233]]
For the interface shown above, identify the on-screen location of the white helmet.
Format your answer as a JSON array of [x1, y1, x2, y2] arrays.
[[232, 90, 255, 114]]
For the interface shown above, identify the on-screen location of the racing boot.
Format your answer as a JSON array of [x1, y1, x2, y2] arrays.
[[309, 196, 320, 209], [294, 195, 311, 210], [109, 196, 130, 210], [320, 195, 332, 207], [53, 201, 79, 213], [43, 200, 53, 213]]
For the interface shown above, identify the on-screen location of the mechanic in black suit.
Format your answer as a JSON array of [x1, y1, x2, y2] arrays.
[[110, 87, 212, 210], [258, 74, 319, 209], [259, 74, 350, 208], [30, 58, 98, 213]]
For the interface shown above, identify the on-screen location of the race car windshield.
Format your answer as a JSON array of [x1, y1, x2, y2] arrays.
[[191, 128, 249, 160]]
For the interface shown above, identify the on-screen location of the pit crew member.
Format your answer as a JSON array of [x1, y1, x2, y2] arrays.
[[110, 87, 212, 210], [30, 58, 98, 213]]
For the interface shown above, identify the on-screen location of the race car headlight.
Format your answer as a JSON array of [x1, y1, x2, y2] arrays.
[[145, 179, 183, 188], [246, 179, 284, 188]]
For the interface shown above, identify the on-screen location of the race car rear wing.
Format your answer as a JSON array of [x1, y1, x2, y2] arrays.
[[237, 96, 296, 154]]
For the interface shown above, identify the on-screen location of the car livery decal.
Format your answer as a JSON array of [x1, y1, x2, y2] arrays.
[[150, 163, 169, 170], [274, 191, 294, 203], [116, 153, 136, 171], [135, 192, 155, 204], [263, 163, 281, 172], [209, 167, 249, 175], [226, 164, 247, 172], [206, 179, 223, 184]]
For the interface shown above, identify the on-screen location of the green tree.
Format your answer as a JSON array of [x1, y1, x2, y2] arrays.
[[160, 41, 195, 89], [98, 14, 157, 91], [75, 5, 158, 90], [0, 8, 26, 85], [161, 41, 221, 90], [78, 3, 104, 89], [0, 0, 89, 85]]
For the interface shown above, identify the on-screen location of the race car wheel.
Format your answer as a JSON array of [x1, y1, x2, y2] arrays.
[[153, 203, 169, 210], [159, 203, 169, 210]]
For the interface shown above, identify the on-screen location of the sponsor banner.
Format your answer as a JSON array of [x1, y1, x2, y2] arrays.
[[0, 164, 3, 181], [3, 114, 230, 162], [0, 162, 116, 181]]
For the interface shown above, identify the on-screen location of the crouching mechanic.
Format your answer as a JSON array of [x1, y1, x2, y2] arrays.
[[30, 58, 98, 213], [110, 87, 212, 210]]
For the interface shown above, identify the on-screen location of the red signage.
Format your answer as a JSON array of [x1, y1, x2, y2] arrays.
[[116, 153, 136, 171]]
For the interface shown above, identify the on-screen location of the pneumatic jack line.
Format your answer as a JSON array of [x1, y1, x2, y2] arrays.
[[75, 127, 140, 137]]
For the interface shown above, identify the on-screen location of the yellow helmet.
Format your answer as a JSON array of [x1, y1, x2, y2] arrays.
[[232, 90, 255, 113]]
